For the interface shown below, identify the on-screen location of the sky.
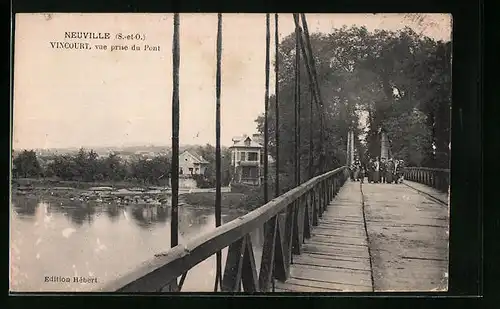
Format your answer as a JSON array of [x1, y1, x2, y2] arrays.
[[12, 13, 451, 150]]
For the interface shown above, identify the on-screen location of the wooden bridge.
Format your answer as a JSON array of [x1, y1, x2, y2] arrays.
[[97, 166, 449, 293], [95, 13, 450, 293]]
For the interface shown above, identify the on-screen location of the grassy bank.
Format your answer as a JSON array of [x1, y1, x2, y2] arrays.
[[181, 192, 259, 211]]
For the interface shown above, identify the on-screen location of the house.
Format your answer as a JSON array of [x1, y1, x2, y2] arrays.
[[229, 133, 272, 186], [134, 150, 157, 159], [178, 150, 210, 176]]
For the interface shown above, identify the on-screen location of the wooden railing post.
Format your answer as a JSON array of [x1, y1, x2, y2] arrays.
[[292, 197, 304, 255], [303, 192, 312, 239], [317, 186, 323, 218], [329, 178, 333, 201], [283, 203, 295, 277], [259, 215, 285, 290], [312, 187, 318, 226], [222, 234, 259, 292], [324, 181, 328, 208], [221, 237, 246, 292]]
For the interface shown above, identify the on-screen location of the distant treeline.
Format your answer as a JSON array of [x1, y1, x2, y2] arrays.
[[12, 146, 233, 187]]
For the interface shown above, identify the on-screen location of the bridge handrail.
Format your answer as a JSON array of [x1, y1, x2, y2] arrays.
[[403, 166, 450, 193], [404, 167, 450, 173], [96, 166, 349, 292]]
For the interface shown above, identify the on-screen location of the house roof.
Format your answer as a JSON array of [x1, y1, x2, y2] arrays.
[[181, 150, 210, 164], [229, 136, 263, 149]]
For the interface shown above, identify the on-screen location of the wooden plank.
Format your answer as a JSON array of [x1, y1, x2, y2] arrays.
[[312, 227, 366, 238], [293, 254, 371, 272], [274, 287, 292, 292], [318, 220, 365, 227], [322, 216, 363, 222], [275, 278, 342, 292], [284, 277, 371, 292], [309, 234, 367, 246], [312, 232, 367, 239], [289, 265, 372, 288], [303, 241, 369, 255]]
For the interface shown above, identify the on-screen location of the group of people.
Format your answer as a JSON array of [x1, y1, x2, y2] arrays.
[[349, 157, 405, 184]]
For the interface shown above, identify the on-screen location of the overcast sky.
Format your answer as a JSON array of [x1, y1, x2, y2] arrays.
[[12, 13, 451, 150]]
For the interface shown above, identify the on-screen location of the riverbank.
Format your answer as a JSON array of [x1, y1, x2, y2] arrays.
[[12, 177, 162, 190], [11, 178, 255, 210], [180, 192, 251, 211]]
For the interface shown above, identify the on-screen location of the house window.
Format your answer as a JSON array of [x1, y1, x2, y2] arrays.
[[195, 168, 199, 174], [239, 152, 246, 161], [189, 168, 193, 175], [248, 152, 258, 161], [180, 168, 183, 174]]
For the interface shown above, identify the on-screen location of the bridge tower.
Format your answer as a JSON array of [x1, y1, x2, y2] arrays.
[[347, 130, 355, 165], [351, 131, 355, 163], [346, 131, 350, 165], [380, 129, 389, 160]]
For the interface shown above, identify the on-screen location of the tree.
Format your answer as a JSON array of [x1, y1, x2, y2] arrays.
[[12, 150, 42, 178], [129, 155, 171, 185], [101, 153, 127, 181], [46, 154, 77, 180], [256, 24, 451, 188], [193, 144, 233, 186]]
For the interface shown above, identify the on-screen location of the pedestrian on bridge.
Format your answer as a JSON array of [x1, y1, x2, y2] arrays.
[[367, 158, 374, 183], [354, 160, 362, 182], [394, 159, 401, 183], [386, 158, 395, 183], [349, 164, 355, 181], [373, 157, 380, 183], [380, 158, 387, 183], [395, 159, 405, 183], [358, 162, 366, 183]]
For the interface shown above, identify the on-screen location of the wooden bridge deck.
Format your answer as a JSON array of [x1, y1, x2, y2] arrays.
[[275, 179, 449, 292]]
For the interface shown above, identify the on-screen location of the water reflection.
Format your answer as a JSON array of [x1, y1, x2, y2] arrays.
[[12, 198, 38, 217], [63, 204, 97, 226], [10, 196, 261, 292], [130, 205, 169, 229], [105, 205, 120, 222]]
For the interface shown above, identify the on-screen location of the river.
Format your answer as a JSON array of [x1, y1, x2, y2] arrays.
[[10, 196, 264, 292]]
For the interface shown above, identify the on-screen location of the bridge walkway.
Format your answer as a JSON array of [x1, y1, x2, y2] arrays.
[[275, 179, 449, 292]]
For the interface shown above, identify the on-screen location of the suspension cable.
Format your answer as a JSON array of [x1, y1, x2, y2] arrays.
[[296, 21, 302, 185], [292, 16, 320, 114], [214, 13, 223, 292], [309, 90, 314, 179], [171, 13, 180, 249], [264, 14, 270, 203], [272, 13, 279, 292], [274, 14, 280, 198], [301, 14, 326, 173], [293, 14, 320, 177], [293, 14, 300, 186]]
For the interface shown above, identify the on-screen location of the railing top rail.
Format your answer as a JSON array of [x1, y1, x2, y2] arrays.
[[96, 166, 348, 292], [405, 167, 450, 173]]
